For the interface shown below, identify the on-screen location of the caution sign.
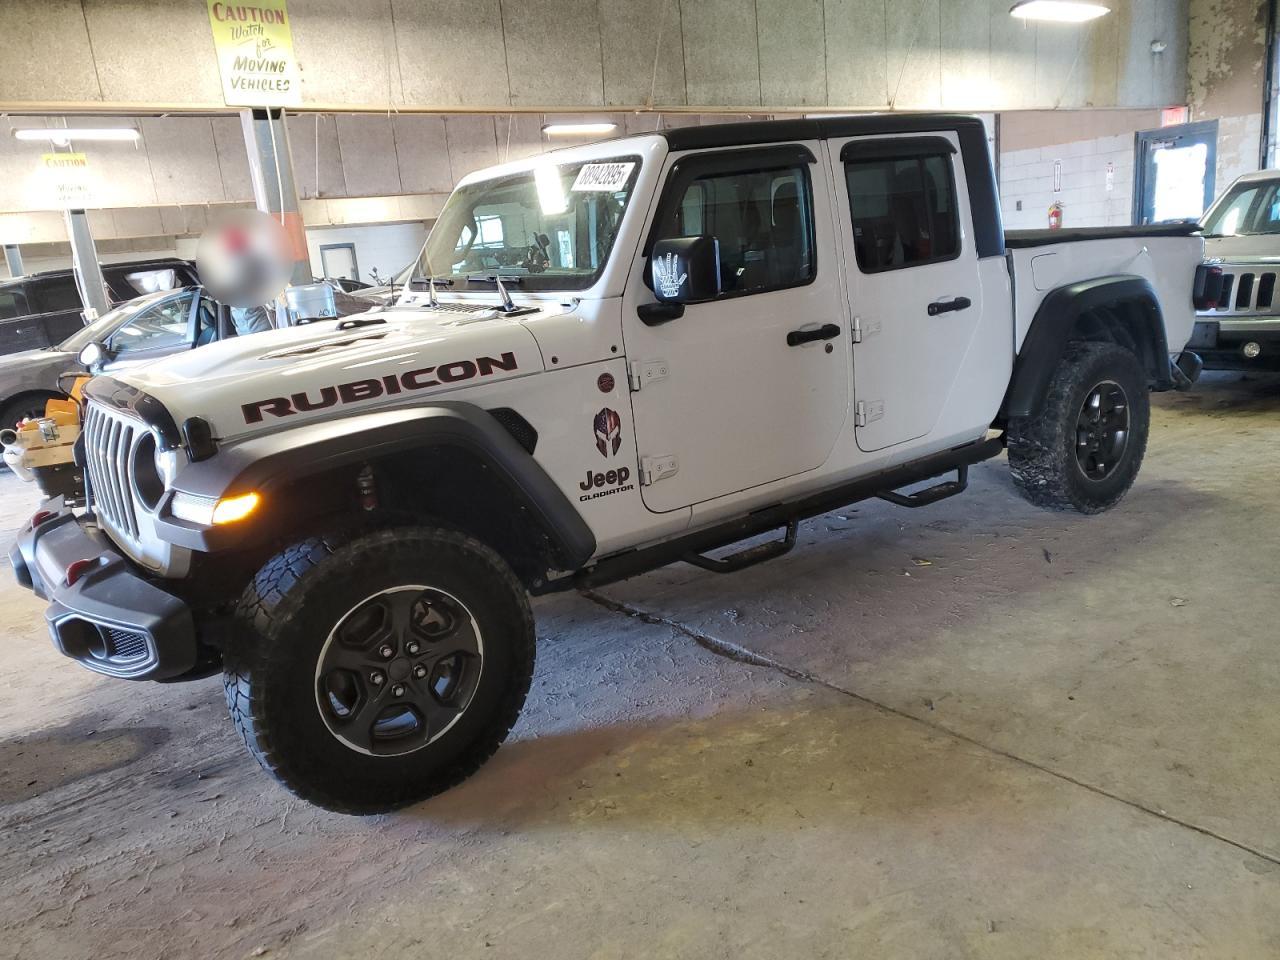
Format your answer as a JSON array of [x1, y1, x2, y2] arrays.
[[206, 1, 301, 107], [40, 153, 91, 208]]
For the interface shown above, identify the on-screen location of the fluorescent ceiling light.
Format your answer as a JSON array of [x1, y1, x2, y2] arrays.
[[542, 122, 618, 136], [1009, 1, 1109, 22], [12, 127, 140, 144]]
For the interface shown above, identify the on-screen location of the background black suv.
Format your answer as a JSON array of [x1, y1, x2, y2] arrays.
[[0, 258, 199, 357]]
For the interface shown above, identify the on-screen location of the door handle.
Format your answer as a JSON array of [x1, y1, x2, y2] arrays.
[[786, 323, 841, 347], [927, 297, 972, 316]]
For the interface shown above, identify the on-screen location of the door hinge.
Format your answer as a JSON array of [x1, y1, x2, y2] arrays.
[[851, 316, 880, 344], [640, 454, 679, 486], [854, 399, 884, 427], [628, 359, 670, 392]]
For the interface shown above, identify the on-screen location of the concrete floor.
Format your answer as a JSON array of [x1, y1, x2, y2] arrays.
[[3, 372, 1280, 959]]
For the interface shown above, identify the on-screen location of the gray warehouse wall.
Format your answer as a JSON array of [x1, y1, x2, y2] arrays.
[[0, 0, 1189, 113]]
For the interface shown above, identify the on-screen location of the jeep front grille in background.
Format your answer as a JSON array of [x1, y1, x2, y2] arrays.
[[1201, 268, 1279, 316], [83, 402, 143, 545]]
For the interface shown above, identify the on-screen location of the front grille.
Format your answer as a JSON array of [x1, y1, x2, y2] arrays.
[[1204, 268, 1279, 316], [82, 402, 142, 546], [103, 627, 148, 662]]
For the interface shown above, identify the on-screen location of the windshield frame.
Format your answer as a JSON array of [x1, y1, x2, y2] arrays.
[[413, 154, 643, 293]]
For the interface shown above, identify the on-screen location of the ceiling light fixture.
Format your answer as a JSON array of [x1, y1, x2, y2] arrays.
[[541, 122, 618, 136], [12, 127, 141, 144], [1009, 1, 1110, 22]]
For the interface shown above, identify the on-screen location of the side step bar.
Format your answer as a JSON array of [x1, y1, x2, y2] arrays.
[[877, 465, 969, 509], [683, 520, 798, 574]]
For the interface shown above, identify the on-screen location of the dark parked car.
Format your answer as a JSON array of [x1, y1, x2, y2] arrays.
[[0, 258, 199, 357]]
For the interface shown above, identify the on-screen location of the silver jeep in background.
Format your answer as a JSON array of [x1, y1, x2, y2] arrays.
[[1193, 170, 1280, 370]]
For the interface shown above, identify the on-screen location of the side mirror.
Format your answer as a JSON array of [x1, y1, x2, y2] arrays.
[[78, 341, 111, 369], [651, 236, 720, 305]]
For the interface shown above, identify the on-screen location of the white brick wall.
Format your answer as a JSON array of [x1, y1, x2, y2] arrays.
[[999, 134, 1136, 231]]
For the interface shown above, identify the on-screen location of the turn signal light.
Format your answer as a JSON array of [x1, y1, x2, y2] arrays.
[[212, 492, 261, 525]]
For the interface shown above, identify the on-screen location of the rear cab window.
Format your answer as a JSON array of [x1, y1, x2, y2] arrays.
[[842, 138, 961, 273]]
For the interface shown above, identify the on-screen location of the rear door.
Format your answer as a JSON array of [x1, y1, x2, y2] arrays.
[[826, 132, 983, 452], [623, 144, 849, 513]]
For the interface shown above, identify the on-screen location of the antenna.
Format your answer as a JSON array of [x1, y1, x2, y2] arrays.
[[427, 276, 439, 308], [495, 276, 516, 313]]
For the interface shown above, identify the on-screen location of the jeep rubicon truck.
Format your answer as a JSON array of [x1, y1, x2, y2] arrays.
[[11, 116, 1206, 813], [1190, 169, 1280, 369]]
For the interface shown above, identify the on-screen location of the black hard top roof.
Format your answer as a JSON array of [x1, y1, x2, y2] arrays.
[[657, 114, 988, 152]]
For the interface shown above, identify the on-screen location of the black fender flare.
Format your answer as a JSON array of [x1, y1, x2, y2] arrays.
[[1003, 275, 1171, 420], [157, 402, 596, 568]]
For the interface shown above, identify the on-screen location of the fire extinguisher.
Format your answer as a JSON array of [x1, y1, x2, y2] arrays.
[[1048, 202, 1064, 230]]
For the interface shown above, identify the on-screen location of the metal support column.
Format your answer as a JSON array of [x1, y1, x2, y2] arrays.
[[3, 245, 22, 279], [64, 209, 111, 321], [240, 108, 311, 286]]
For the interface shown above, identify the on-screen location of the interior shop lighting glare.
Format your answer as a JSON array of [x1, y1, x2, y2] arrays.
[[1009, 1, 1110, 22], [542, 122, 618, 136], [12, 127, 141, 145]]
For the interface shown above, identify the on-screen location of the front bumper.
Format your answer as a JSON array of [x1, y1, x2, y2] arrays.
[[10, 497, 197, 680], [1190, 319, 1280, 370]]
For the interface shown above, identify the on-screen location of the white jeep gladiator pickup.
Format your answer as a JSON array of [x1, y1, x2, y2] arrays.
[[12, 115, 1207, 812]]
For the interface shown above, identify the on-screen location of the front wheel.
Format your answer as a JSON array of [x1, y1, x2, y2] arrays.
[[223, 527, 535, 813], [1007, 341, 1150, 514]]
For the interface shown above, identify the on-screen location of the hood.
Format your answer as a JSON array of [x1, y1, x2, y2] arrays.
[[0, 346, 73, 373], [113, 302, 547, 441], [1204, 234, 1280, 263]]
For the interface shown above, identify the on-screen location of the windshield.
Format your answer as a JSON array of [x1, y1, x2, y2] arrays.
[[59, 290, 175, 352], [1202, 180, 1280, 236], [415, 156, 640, 291]]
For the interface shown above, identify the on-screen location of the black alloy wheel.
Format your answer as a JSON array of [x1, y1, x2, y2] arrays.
[[316, 585, 484, 756], [1074, 379, 1130, 481]]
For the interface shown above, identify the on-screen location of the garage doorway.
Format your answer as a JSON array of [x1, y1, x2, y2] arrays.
[[319, 243, 360, 283], [1133, 120, 1218, 224]]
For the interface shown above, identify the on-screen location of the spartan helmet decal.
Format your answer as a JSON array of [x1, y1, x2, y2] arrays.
[[594, 407, 622, 457]]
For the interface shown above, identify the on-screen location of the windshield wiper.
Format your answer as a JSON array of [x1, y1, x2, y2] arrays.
[[466, 274, 523, 285], [464, 274, 533, 316]]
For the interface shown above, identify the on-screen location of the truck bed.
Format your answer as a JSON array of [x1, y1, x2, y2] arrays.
[[1006, 225, 1204, 357]]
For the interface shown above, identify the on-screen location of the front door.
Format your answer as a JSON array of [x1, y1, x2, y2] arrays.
[[826, 133, 983, 452], [623, 144, 849, 513]]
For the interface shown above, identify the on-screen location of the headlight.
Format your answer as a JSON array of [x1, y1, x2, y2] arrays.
[[154, 446, 181, 488], [131, 433, 166, 510]]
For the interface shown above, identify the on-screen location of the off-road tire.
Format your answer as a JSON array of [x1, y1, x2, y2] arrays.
[[0, 392, 61, 431], [1007, 341, 1150, 514], [223, 526, 535, 814]]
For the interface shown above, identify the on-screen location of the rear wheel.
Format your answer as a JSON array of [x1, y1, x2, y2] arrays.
[[1008, 341, 1150, 514], [223, 526, 535, 813]]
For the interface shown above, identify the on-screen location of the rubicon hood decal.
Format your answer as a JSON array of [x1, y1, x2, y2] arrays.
[[243, 352, 519, 423]]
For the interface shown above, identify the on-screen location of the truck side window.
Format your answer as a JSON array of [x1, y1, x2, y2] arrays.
[[845, 153, 959, 273], [657, 160, 815, 296], [31, 277, 82, 314], [0, 288, 28, 320]]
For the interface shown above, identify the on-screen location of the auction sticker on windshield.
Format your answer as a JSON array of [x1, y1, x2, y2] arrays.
[[572, 163, 635, 192]]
